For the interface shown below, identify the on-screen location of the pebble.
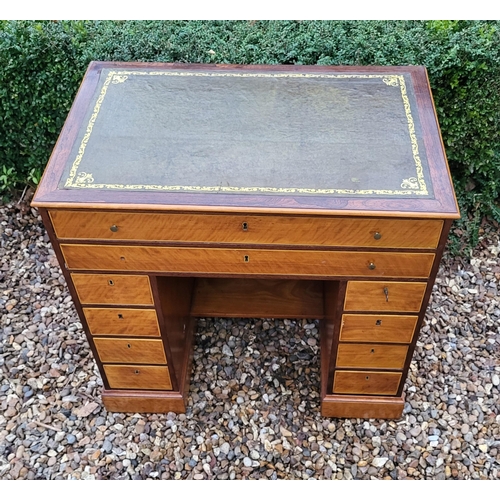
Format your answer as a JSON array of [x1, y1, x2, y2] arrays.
[[372, 457, 389, 468], [222, 344, 233, 357], [102, 440, 112, 453], [0, 201, 499, 479], [409, 426, 422, 437]]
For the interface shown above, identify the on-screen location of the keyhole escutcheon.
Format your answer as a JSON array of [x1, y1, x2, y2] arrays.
[[242, 222, 248, 231]]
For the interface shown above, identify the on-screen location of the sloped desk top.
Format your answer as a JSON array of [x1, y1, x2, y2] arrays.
[[33, 62, 459, 218]]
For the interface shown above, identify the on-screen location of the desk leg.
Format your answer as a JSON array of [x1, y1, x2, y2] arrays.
[[102, 276, 195, 413], [319, 280, 405, 419]]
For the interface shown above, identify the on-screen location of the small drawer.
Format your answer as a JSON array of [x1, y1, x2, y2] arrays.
[[50, 210, 443, 249], [333, 370, 402, 395], [336, 343, 408, 370], [62, 245, 434, 279], [340, 314, 418, 343], [344, 281, 427, 312], [94, 338, 166, 364], [71, 273, 154, 305], [104, 364, 172, 390], [83, 308, 160, 337]]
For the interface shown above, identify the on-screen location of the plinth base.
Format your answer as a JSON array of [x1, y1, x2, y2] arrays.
[[321, 394, 405, 419], [102, 390, 186, 413]]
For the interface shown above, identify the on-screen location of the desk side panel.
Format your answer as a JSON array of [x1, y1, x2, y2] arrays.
[[38, 208, 111, 389]]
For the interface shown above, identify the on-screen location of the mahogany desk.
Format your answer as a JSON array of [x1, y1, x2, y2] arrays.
[[32, 62, 459, 418]]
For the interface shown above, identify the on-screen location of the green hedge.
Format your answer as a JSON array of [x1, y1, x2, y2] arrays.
[[1, 20, 499, 231], [0, 21, 88, 188]]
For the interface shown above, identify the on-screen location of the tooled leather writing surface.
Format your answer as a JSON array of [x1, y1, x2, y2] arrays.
[[60, 68, 433, 199]]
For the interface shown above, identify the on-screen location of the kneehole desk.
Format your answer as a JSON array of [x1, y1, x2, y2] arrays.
[[33, 62, 459, 418]]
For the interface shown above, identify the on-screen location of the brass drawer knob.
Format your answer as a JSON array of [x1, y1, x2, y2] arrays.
[[374, 232, 382, 240], [110, 225, 119, 232], [384, 286, 389, 302], [368, 262, 376, 270]]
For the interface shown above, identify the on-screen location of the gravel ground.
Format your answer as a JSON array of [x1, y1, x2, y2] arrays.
[[0, 199, 499, 480]]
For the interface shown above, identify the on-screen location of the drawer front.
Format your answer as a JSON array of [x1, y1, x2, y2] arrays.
[[344, 281, 427, 312], [62, 245, 434, 279], [333, 370, 402, 395], [50, 210, 443, 249], [340, 314, 418, 343], [104, 365, 172, 390], [94, 338, 167, 364], [83, 308, 160, 337], [71, 274, 154, 305], [336, 343, 408, 370]]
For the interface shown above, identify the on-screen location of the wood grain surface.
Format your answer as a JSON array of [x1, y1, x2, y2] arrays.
[[62, 245, 435, 278], [154, 277, 195, 393], [50, 210, 443, 249], [191, 278, 324, 318], [344, 281, 427, 312], [94, 338, 167, 364], [336, 343, 408, 370], [83, 307, 160, 337], [333, 370, 402, 395], [321, 394, 404, 418], [71, 273, 154, 305], [339, 314, 418, 343], [103, 364, 172, 390], [102, 390, 185, 413]]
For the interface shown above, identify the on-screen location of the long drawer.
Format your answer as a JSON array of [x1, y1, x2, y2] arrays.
[[333, 370, 402, 395], [61, 245, 435, 278], [71, 274, 154, 306], [50, 210, 443, 249], [83, 307, 161, 337], [104, 364, 172, 390]]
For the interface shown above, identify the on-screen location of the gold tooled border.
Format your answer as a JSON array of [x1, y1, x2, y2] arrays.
[[65, 70, 428, 196]]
